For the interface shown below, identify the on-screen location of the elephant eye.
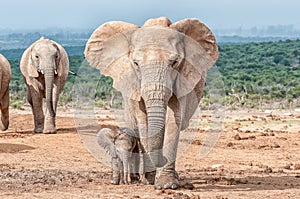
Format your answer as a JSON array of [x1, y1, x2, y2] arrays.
[[35, 55, 39, 59], [169, 55, 181, 68], [133, 61, 139, 67], [171, 60, 178, 66]]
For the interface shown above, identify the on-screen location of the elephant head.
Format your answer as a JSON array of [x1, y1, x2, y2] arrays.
[[86, 17, 218, 168], [24, 37, 67, 117], [97, 127, 137, 158], [97, 127, 138, 184]]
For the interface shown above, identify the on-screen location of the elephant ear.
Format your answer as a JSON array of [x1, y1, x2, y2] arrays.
[[97, 128, 118, 158], [170, 19, 219, 98], [24, 43, 39, 78], [84, 21, 141, 100], [52, 41, 69, 77]]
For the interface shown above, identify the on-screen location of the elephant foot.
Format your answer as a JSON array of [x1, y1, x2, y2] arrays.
[[0, 116, 9, 131], [44, 117, 56, 134], [110, 179, 120, 185], [130, 173, 140, 184], [34, 126, 44, 133], [0, 121, 8, 131], [111, 171, 120, 185], [43, 128, 57, 134], [142, 171, 156, 185], [34, 117, 44, 133], [154, 170, 179, 190]]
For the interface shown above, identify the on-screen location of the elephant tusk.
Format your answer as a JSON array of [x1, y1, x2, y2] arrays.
[[54, 70, 58, 75], [40, 70, 44, 74]]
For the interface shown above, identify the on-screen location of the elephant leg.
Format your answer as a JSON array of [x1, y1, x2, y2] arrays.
[[140, 135, 156, 185], [119, 160, 125, 184], [130, 146, 140, 184], [122, 155, 129, 184], [0, 89, 9, 131], [111, 157, 120, 185], [130, 100, 156, 184], [154, 104, 181, 190], [28, 89, 45, 133], [124, 99, 155, 184], [44, 85, 59, 133]]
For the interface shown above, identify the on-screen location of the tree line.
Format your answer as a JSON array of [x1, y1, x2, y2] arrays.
[[6, 39, 300, 110]]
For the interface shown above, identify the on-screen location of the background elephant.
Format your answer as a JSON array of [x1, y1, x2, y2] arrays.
[[20, 37, 69, 133], [85, 17, 218, 189], [0, 54, 11, 131], [97, 127, 140, 184]]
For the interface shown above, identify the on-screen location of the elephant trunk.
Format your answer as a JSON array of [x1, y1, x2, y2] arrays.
[[44, 68, 56, 117], [142, 82, 172, 168], [146, 104, 167, 168]]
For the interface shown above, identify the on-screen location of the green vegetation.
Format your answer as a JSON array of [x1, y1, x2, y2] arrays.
[[6, 39, 300, 110], [210, 39, 300, 109]]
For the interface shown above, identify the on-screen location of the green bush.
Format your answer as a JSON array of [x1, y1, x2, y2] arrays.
[[11, 101, 24, 110]]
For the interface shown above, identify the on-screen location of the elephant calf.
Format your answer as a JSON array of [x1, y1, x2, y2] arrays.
[[0, 54, 11, 131], [97, 127, 140, 184], [20, 37, 69, 133]]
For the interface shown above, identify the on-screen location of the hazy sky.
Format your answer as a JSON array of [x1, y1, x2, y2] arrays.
[[0, 0, 299, 30]]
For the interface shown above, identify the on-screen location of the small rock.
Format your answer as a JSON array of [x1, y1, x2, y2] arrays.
[[264, 110, 273, 114], [234, 134, 241, 140], [211, 164, 224, 169], [156, 190, 164, 195], [131, 195, 140, 198], [183, 183, 194, 190], [227, 142, 234, 147], [216, 195, 228, 199], [264, 167, 272, 174], [164, 189, 175, 195], [294, 163, 300, 170], [191, 140, 202, 145], [173, 192, 190, 199]]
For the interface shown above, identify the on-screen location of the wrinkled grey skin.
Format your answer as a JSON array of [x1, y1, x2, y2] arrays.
[[0, 54, 11, 131], [20, 37, 69, 133], [97, 127, 140, 184], [85, 17, 218, 189]]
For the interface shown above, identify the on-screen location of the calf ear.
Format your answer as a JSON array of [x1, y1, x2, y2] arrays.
[[170, 19, 219, 98], [97, 128, 118, 158]]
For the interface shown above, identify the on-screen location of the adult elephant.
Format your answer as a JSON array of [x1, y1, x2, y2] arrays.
[[20, 37, 69, 133], [0, 54, 11, 131], [85, 17, 218, 189]]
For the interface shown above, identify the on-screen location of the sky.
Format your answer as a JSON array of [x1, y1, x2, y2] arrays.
[[0, 0, 299, 31]]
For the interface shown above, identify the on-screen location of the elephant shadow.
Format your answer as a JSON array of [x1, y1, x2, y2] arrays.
[[183, 175, 300, 191], [0, 127, 79, 136]]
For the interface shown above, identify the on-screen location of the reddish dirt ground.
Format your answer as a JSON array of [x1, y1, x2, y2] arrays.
[[0, 108, 300, 199]]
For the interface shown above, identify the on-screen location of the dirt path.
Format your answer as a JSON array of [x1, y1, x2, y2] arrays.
[[0, 108, 300, 198]]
